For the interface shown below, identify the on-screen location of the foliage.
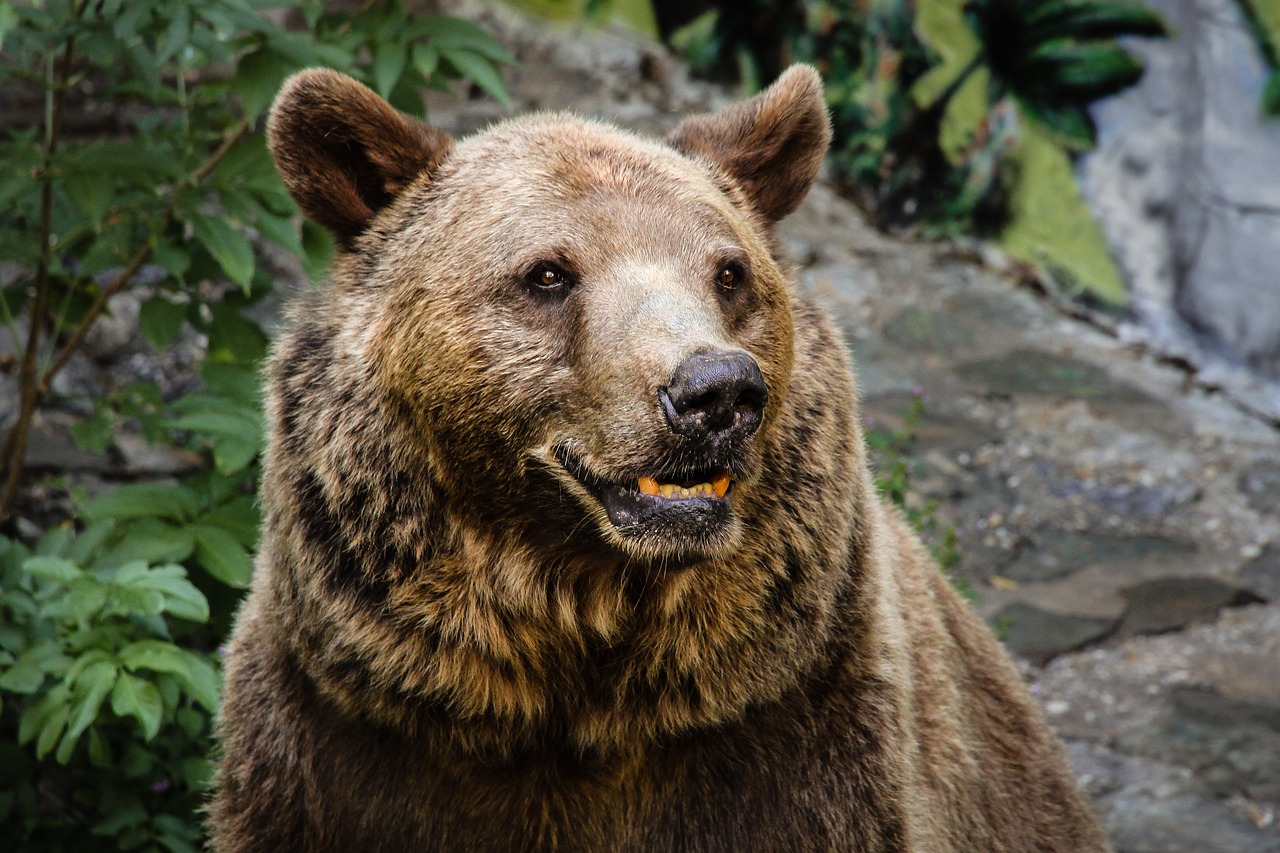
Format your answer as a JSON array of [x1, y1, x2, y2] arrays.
[[0, 0, 511, 848], [865, 396, 963, 586], [674, 0, 1165, 244], [1234, 0, 1280, 117]]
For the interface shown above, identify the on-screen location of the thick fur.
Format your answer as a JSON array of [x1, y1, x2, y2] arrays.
[[210, 67, 1110, 852]]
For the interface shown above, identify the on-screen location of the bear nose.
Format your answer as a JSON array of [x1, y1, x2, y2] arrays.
[[660, 350, 768, 442]]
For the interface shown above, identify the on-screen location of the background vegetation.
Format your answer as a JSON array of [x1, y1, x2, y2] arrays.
[[664, 0, 1168, 304], [0, 1, 510, 847]]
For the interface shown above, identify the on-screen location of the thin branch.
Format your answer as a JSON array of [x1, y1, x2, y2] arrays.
[[0, 32, 79, 522]]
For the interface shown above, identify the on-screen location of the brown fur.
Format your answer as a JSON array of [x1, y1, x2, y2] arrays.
[[210, 66, 1111, 852]]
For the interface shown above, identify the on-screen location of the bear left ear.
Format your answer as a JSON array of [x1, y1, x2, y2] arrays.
[[667, 64, 831, 224], [267, 69, 454, 250]]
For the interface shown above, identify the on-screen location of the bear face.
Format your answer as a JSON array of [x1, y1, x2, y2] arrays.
[[269, 67, 828, 566]]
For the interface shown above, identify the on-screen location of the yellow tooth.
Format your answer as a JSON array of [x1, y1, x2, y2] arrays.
[[638, 476, 659, 496], [661, 484, 675, 498], [712, 471, 731, 498]]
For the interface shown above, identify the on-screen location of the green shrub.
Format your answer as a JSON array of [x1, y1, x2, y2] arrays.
[[675, 0, 1165, 237], [0, 0, 512, 847]]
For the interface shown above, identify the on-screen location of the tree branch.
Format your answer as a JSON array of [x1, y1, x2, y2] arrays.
[[0, 33, 79, 523]]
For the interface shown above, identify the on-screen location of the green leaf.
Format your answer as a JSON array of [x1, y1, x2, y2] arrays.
[[24, 556, 82, 584], [1025, 41, 1144, 99], [1024, 0, 1168, 43], [18, 684, 70, 746], [36, 524, 75, 557], [234, 46, 296, 120], [439, 47, 512, 107], [203, 496, 261, 547], [139, 296, 188, 349], [66, 519, 116, 565], [179, 655, 221, 713], [192, 524, 252, 587], [69, 408, 114, 454], [0, 656, 47, 694], [66, 659, 119, 742], [41, 577, 109, 623], [35, 703, 70, 760], [72, 141, 177, 181], [156, 2, 191, 63], [120, 563, 210, 623], [109, 585, 166, 617], [111, 672, 163, 741], [64, 169, 114, 228], [119, 640, 191, 676], [95, 519, 196, 567], [1015, 97, 1097, 149], [422, 15, 518, 65], [189, 210, 255, 293], [120, 641, 220, 712], [152, 239, 191, 279], [87, 725, 112, 767], [412, 42, 440, 82], [1264, 69, 1280, 117], [373, 40, 408, 97], [0, 2, 19, 52], [201, 362, 262, 407], [301, 219, 335, 282], [84, 482, 199, 523]]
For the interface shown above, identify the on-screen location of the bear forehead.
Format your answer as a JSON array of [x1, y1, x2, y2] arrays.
[[447, 113, 735, 206]]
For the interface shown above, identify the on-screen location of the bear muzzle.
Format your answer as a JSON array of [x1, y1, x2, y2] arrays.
[[658, 349, 768, 450]]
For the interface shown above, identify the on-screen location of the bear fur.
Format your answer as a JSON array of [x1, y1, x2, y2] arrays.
[[209, 66, 1111, 852]]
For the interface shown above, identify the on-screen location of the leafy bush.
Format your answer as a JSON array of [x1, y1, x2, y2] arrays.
[[0, 0, 512, 848], [673, 0, 1165, 235]]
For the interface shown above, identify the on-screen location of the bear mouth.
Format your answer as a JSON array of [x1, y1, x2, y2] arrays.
[[553, 444, 734, 533]]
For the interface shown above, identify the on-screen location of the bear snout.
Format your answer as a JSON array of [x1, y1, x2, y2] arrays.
[[659, 349, 768, 449]]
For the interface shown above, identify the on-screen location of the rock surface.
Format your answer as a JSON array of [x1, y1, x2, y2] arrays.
[[1080, 0, 1280, 423]]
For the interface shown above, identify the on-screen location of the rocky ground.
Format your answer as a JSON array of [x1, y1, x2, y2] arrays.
[[8, 4, 1278, 850]]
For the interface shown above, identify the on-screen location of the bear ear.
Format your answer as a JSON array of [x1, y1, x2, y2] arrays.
[[667, 64, 831, 224], [267, 69, 453, 249]]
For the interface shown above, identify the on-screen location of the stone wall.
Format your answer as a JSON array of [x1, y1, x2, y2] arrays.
[[1080, 0, 1280, 420]]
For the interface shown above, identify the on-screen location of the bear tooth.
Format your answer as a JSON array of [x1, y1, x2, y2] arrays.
[[660, 484, 676, 498], [712, 472, 731, 498], [638, 477, 659, 496]]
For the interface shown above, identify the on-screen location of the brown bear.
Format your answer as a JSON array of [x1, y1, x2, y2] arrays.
[[209, 65, 1111, 852]]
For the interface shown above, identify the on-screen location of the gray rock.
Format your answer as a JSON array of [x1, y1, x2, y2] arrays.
[[992, 601, 1118, 662], [1239, 460, 1280, 517], [880, 305, 977, 356], [1112, 685, 1280, 804], [1005, 529, 1193, 583], [1119, 577, 1265, 636], [1241, 543, 1280, 601], [1080, 0, 1280, 420], [956, 349, 1156, 404]]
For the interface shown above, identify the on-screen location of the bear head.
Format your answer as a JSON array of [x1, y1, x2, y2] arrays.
[[268, 65, 831, 566]]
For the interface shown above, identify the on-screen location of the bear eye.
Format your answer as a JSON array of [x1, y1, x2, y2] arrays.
[[716, 262, 746, 295], [524, 262, 574, 296]]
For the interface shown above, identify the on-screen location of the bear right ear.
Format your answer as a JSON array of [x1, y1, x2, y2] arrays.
[[667, 64, 831, 224], [267, 69, 453, 249]]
